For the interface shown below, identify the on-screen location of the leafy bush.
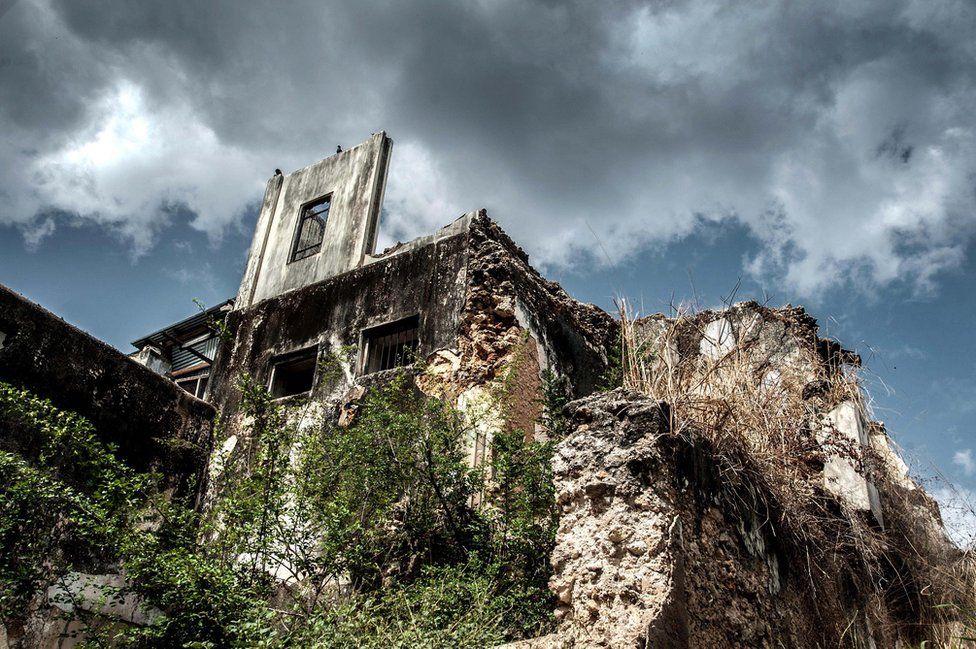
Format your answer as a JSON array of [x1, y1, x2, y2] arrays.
[[0, 382, 150, 618], [485, 426, 557, 636], [292, 373, 480, 589], [289, 558, 507, 649], [0, 368, 560, 646]]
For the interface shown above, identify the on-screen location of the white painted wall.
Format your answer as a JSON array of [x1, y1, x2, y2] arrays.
[[237, 132, 392, 308]]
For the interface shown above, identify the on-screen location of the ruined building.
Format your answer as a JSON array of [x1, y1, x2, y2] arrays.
[[130, 299, 234, 399], [0, 132, 968, 647]]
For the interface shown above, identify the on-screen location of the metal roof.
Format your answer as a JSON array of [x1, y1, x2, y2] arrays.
[[131, 299, 234, 350]]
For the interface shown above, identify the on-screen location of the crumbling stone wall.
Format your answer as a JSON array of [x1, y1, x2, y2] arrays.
[[544, 389, 962, 648], [0, 284, 216, 648], [0, 284, 214, 492], [210, 212, 615, 473], [456, 213, 615, 400], [549, 392, 688, 648], [632, 302, 884, 522], [198, 213, 965, 646], [420, 212, 616, 455]]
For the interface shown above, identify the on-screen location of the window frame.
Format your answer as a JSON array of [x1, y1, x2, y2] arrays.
[[359, 315, 421, 376], [175, 371, 209, 399], [289, 193, 332, 263], [268, 346, 319, 399]]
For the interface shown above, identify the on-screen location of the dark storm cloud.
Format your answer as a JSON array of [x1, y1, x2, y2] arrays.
[[1, 0, 975, 294]]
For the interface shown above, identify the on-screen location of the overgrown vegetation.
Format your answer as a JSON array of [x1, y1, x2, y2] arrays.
[[0, 363, 558, 647], [192, 297, 232, 345], [0, 382, 152, 621], [615, 298, 976, 645]]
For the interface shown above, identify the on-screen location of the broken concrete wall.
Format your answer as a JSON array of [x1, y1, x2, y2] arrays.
[[208, 217, 471, 437], [460, 213, 616, 400], [0, 284, 214, 492], [210, 212, 616, 467], [237, 132, 392, 308], [632, 302, 886, 523], [418, 212, 617, 455], [545, 389, 961, 648]]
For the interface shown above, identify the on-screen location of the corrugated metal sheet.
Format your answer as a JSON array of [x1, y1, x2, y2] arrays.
[[131, 299, 233, 350], [171, 335, 218, 372]]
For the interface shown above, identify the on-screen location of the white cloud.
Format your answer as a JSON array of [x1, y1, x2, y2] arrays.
[[953, 449, 976, 476], [377, 140, 464, 250], [931, 484, 976, 549], [10, 82, 268, 255], [2, 0, 975, 297]]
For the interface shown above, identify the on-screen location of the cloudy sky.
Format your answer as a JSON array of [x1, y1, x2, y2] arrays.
[[1, 0, 975, 542]]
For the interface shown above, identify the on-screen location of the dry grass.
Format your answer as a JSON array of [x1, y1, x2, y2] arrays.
[[616, 296, 975, 646], [618, 298, 860, 544]]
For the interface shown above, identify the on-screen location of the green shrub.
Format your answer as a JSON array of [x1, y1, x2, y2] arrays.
[[0, 370, 560, 646], [290, 558, 506, 649], [0, 383, 150, 618]]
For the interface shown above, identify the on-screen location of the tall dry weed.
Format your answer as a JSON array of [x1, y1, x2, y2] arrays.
[[616, 297, 974, 644]]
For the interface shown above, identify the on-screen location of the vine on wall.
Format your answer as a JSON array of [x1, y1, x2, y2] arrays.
[[0, 367, 561, 648]]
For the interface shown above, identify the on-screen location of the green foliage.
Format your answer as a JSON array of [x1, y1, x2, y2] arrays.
[[0, 366, 559, 646], [293, 373, 479, 588], [0, 382, 150, 618], [485, 427, 558, 636], [205, 373, 298, 580], [111, 504, 271, 649], [289, 559, 507, 649], [541, 370, 571, 439], [315, 345, 357, 389], [193, 298, 232, 345]]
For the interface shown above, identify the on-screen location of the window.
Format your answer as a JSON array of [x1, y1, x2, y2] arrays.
[[176, 375, 208, 399], [270, 347, 318, 398], [290, 195, 330, 262], [362, 315, 420, 374]]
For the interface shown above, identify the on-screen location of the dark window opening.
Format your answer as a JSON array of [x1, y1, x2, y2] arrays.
[[290, 195, 330, 262], [176, 375, 209, 399], [270, 347, 318, 398], [362, 315, 420, 374]]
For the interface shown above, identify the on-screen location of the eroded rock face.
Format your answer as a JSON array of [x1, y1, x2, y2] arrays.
[[550, 391, 687, 648], [547, 389, 818, 647], [543, 389, 965, 649]]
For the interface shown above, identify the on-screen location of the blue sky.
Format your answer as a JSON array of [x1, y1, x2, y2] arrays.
[[1, 0, 974, 542]]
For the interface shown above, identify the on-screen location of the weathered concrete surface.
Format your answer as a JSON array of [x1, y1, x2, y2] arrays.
[[542, 389, 964, 648], [209, 217, 472, 430], [130, 344, 171, 376], [210, 211, 616, 467], [0, 284, 217, 649], [0, 284, 214, 490], [237, 132, 392, 308], [634, 302, 885, 523], [460, 213, 616, 402], [47, 572, 160, 626], [822, 400, 882, 520]]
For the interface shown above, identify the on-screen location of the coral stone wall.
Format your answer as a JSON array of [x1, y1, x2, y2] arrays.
[[0, 284, 214, 492], [545, 389, 963, 648]]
